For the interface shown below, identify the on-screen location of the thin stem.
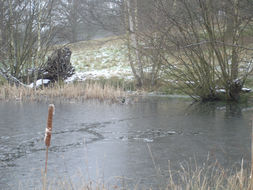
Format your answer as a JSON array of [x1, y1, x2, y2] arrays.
[[43, 146, 49, 190], [251, 119, 253, 190]]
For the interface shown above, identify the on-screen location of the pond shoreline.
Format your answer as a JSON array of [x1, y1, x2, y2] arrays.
[[0, 82, 195, 104]]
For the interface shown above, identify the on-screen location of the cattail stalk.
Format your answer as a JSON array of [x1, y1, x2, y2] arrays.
[[45, 104, 54, 147], [43, 104, 55, 190]]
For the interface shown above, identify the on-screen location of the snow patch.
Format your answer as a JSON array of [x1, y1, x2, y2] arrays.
[[143, 138, 154, 143], [185, 81, 195, 84], [28, 79, 50, 88], [216, 89, 226, 93], [242, 88, 251, 92], [65, 69, 134, 83]]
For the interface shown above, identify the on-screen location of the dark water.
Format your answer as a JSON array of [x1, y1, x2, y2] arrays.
[[0, 96, 253, 189]]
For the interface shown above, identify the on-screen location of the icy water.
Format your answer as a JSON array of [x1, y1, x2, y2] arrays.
[[0, 96, 253, 189]]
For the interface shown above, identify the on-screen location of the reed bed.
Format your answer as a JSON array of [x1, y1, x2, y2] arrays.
[[84, 83, 125, 101], [0, 83, 126, 102]]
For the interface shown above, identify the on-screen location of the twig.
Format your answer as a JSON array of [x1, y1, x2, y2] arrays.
[[251, 118, 253, 190]]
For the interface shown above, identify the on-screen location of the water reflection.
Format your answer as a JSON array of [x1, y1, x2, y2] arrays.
[[185, 101, 251, 119], [183, 100, 251, 167]]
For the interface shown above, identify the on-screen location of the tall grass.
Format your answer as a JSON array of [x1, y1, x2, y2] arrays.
[[84, 83, 125, 101], [166, 160, 250, 190], [0, 83, 126, 102], [36, 159, 251, 190]]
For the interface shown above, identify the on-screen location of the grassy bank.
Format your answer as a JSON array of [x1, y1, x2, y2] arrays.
[[0, 82, 126, 102]]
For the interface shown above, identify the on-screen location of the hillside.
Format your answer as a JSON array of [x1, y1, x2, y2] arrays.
[[66, 36, 133, 83]]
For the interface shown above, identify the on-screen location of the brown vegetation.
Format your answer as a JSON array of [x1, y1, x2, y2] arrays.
[[38, 159, 251, 190], [84, 83, 125, 101], [0, 83, 125, 102]]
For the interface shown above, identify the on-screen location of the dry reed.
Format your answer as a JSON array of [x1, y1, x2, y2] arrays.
[[84, 83, 125, 101], [40, 160, 252, 190], [0, 83, 125, 102]]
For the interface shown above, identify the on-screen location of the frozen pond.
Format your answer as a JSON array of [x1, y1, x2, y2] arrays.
[[0, 96, 252, 189]]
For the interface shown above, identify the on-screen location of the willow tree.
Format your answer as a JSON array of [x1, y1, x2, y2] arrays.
[[153, 0, 253, 101]]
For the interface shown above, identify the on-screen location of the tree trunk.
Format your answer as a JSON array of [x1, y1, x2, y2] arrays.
[[124, 0, 144, 87], [124, 0, 142, 87], [0, 68, 28, 87], [229, 0, 240, 100], [34, 0, 41, 89], [8, 0, 17, 77], [230, 0, 239, 81], [133, 0, 144, 86]]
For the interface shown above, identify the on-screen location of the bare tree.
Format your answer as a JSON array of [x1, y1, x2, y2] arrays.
[[0, 0, 55, 85], [124, 0, 143, 87], [124, 0, 164, 88], [53, 0, 83, 43], [53, 0, 121, 43], [142, 0, 253, 101], [79, 0, 125, 35]]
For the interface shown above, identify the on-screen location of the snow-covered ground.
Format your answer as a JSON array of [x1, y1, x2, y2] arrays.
[[66, 37, 134, 83]]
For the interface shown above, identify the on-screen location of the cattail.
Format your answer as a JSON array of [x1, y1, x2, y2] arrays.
[[43, 104, 55, 190], [44, 104, 55, 147]]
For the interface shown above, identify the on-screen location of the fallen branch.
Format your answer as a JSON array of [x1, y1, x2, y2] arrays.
[[0, 68, 28, 87]]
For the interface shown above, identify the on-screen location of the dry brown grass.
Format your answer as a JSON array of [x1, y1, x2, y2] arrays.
[[0, 83, 125, 102], [166, 160, 250, 190], [84, 83, 125, 101], [39, 160, 252, 190]]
